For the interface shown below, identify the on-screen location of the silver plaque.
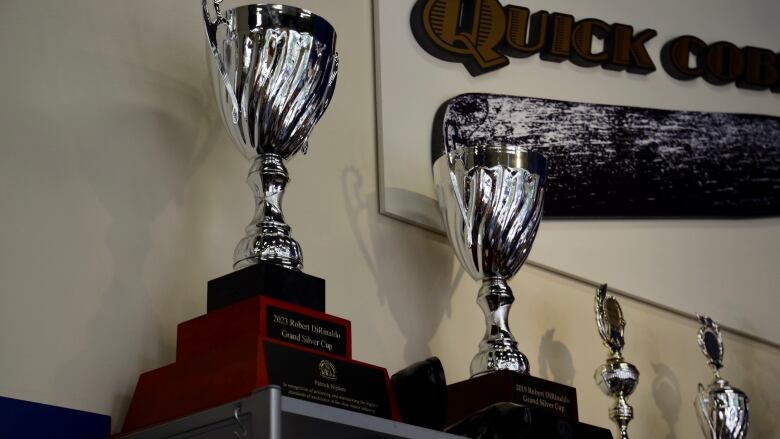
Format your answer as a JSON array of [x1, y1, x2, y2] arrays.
[[203, 1, 338, 271]]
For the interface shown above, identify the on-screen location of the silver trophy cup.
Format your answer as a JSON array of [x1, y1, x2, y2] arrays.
[[203, 1, 338, 271], [695, 315, 749, 439], [433, 144, 546, 377]]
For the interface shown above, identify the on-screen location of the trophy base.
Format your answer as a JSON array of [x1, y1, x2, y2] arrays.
[[447, 370, 578, 424], [446, 402, 613, 439], [446, 371, 613, 439], [207, 261, 325, 312], [121, 297, 399, 434], [390, 357, 448, 431]]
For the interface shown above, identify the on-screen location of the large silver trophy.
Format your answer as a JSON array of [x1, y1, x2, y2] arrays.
[[594, 284, 639, 439], [203, 1, 338, 271], [695, 314, 749, 439], [433, 143, 546, 376]]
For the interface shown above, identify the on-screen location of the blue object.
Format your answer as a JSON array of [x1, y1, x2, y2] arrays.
[[0, 396, 110, 438]]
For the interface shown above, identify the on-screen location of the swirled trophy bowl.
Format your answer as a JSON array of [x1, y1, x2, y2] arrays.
[[203, 2, 338, 271], [696, 382, 749, 439], [433, 145, 546, 376]]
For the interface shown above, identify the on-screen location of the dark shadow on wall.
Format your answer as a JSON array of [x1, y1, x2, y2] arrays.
[[747, 361, 780, 437], [54, 58, 221, 431], [342, 166, 462, 366], [728, 331, 780, 437], [538, 329, 576, 386], [651, 362, 681, 439]]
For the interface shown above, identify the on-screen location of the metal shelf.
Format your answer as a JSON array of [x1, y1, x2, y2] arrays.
[[122, 386, 462, 439]]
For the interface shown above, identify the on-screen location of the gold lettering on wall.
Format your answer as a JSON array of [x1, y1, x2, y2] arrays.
[[411, 0, 657, 76], [503, 6, 548, 57], [412, 0, 509, 75], [411, 0, 780, 92]]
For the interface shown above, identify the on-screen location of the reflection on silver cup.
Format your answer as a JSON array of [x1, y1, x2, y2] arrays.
[[203, 2, 338, 271], [433, 145, 546, 377], [695, 314, 749, 439]]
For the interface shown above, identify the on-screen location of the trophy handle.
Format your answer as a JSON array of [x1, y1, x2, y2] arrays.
[[202, 0, 240, 123], [695, 383, 717, 437], [442, 119, 471, 233]]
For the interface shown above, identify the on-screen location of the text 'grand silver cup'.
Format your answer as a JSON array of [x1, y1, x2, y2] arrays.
[[203, 1, 338, 271], [433, 145, 546, 377]]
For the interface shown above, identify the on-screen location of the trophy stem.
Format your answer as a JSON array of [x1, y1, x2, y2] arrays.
[[470, 277, 529, 377], [610, 395, 633, 439], [233, 153, 303, 271]]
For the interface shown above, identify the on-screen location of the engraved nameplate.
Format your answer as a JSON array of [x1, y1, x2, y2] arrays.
[[264, 301, 350, 358], [263, 341, 395, 419]]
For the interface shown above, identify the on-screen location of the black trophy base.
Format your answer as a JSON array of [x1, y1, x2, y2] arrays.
[[447, 370, 579, 424], [207, 262, 325, 313], [446, 403, 613, 439], [391, 357, 448, 431]]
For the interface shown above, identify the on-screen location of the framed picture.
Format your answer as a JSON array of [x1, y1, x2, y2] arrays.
[[374, 0, 780, 344]]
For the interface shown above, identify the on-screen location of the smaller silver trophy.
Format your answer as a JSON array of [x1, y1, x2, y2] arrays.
[[203, 1, 338, 271], [433, 143, 546, 377], [695, 314, 749, 439], [594, 284, 639, 439]]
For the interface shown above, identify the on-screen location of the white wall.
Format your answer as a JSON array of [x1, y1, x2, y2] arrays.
[[0, 0, 777, 437]]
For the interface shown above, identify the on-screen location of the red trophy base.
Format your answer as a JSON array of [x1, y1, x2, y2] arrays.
[[120, 297, 399, 434]]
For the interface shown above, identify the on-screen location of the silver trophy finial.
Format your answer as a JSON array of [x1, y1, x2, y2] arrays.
[[433, 142, 546, 377], [697, 314, 725, 377], [203, 2, 339, 271], [596, 283, 626, 355], [594, 284, 639, 439], [695, 314, 749, 439]]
